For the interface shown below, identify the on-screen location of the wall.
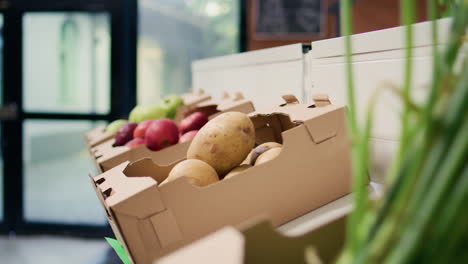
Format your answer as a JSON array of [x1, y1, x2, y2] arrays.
[[247, 0, 338, 51], [352, 0, 428, 34], [246, 0, 429, 51]]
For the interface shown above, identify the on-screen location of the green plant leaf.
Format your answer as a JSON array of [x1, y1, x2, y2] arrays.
[[105, 237, 132, 264]]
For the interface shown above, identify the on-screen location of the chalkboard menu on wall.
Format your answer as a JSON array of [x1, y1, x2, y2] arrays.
[[254, 0, 325, 39]]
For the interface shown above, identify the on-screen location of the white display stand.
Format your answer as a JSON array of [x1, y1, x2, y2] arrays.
[[192, 44, 309, 111], [307, 18, 460, 183]]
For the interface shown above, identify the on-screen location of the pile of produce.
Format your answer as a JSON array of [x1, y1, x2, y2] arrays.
[[112, 111, 209, 151], [104, 95, 210, 151], [160, 112, 283, 186]]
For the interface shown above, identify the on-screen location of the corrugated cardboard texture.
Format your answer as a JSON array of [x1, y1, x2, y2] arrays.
[[90, 97, 255, 173], [91, 95, 352, 264]]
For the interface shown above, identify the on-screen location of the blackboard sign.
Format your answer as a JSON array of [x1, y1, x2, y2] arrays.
[[254, 0, 325, 39]]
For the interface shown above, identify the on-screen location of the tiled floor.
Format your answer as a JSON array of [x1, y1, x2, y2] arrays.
[[0, 235, 112, 264]]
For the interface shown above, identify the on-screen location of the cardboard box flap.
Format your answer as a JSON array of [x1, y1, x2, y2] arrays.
[[95, 142, 129, 162], [123, 157, 179, 184], [173, 90, 213, 123], [303, 109, 341, 144], [249, 95, 342, 144], [85, 125, 107, 141], [185, 95, 255, 120], [217, 99, 253, 113], [192, 92, 234, 109], [93, 162, 167, 218], [84, 125, 115, 147], [249, 95, 340, 122], [94, 138, 190, 173], [91, 138, 115, 154], [179, 89, 211, 106]]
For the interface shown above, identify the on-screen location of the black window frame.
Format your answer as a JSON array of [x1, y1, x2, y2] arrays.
[[0, 0, 137, 237]]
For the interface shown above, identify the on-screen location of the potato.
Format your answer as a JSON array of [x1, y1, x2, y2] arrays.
[[187, 112, 255, 175], [224, 164, 252, 180], [255, 147, 282, 166], [161, 159, 219, 187], [242, 142, 282, 165]]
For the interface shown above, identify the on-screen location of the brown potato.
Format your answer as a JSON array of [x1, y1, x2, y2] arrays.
[[161, 159, 219, 187], [255, 147, 282, 166], [187, 112, 255, 175], [242, 142, 282, 165], [224, 164, 252, 179]]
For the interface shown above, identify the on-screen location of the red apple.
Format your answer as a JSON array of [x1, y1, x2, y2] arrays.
[[145, 119, 179, 151], [113, 122, 137, 146], [179, 130, 198, 143], [179, 112, 208, 135], [125, 138, 145, 149], [133, 120, 155, 139]]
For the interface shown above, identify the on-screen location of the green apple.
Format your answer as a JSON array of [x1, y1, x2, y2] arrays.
[[129, 105, 166, 123], [161, 95, 184, 119], [105, 119, 127, 134]]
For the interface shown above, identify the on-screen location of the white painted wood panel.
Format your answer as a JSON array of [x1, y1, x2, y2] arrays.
[[307, 18, 466, 182], [192, 44, 306, 111]]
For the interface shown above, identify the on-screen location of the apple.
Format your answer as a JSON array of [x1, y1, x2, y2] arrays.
[[113, 122, 138, 146], [144, 119, 179, 151], [129, 105, 166, 123], [161, 95, 184, 119], [133, 120, 155, 139], [179, 112, 208, 134], [125, 138, 145, 149], [105, 119, 127, 134], [179, 130, 198, 143]]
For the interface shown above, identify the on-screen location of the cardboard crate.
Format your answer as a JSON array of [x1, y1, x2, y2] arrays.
[[84, 125, 116, 150], [83, 90, 212, 149], [154, 197, 351, 264], [155, 185, 382, 264], [156, 196, 351, 264], [90, 94, 352, 264], [90, 95, 255, 173]]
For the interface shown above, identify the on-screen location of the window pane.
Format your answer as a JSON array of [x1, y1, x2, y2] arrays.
[[23, 13, 110, 114], [138, 0, 239, 105], [24, 120, 107, 225]]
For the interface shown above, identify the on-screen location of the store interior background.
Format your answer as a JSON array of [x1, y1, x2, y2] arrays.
[[0, 0, 428, 263]]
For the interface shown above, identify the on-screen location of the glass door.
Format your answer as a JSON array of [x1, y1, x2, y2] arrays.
[[1, 0, 137, 236], [22, 12, 110, 225]]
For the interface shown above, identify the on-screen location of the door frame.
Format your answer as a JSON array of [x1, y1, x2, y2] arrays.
[[1, 0, 137, 237]]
